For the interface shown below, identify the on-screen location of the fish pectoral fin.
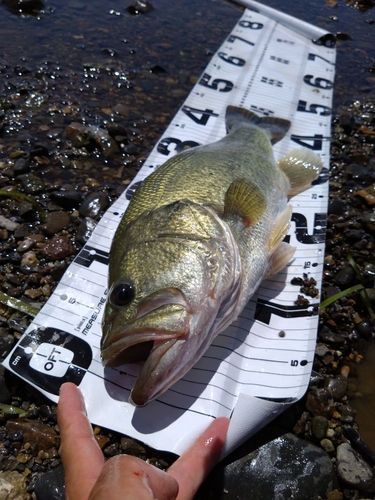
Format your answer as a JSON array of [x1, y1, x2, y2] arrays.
[[223, 178, 267, 228], [265, 242, 296, 279], [278, 148, 323, 198], [268, 204, 293, 255]]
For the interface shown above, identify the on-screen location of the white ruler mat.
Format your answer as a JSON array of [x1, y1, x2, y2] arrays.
[[3, 0, 336, 456]]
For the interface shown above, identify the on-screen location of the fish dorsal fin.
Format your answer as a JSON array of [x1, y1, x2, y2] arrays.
[[278, 148, 323, 198], [268, 204, 293, 255], [224, 178, 267, 228], [225, 106, 291, 144]]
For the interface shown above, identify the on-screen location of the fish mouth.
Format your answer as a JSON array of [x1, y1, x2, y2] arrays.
[[101, 288, 191, 368]]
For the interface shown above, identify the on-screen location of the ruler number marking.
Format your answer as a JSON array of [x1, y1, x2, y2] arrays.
[[227, 34, 255, 46], [303, 74, 334, 89], [218, 51, 246, 67], [181, 105, 219, 125], [198, 73, 233, 93], [308, 53, 335, 65], [297, 100, 331, 116], [238, 20, 263, 30]]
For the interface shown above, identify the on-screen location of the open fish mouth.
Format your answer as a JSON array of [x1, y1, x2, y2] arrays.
[[101, 289, 191, 368]]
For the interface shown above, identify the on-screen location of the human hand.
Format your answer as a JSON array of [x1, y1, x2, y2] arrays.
[[57, 382, 230, 500]]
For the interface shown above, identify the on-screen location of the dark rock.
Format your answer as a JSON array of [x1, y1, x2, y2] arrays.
[[18, 201, 34, 218], [79, 192, 109, 219], [43, 211, 71, 235], [17, 173, 45, 194], [0, 334, 15, 362], [197, 433, 336, 500], [87, 125, 121, 159], [329, 199, 346, 215], [65, 122, 94, 149], [319, 326, 347, 347], [50, 190, 83, 210], [334, 266, 355, 289], [126, 0, 154, 15], [34, 464, 65, 500], [13, 158, 29, 175], [5, 419, 59, 453], [306, 387, 334, 418], [346, 163, 369, 181], [42, 235, 74, 260], [362, 212, 375, 235], [0, 365, 11, 403], [337, 443, 375, 492], [29, 143, 50, 157], [120, 437, 147, 458]]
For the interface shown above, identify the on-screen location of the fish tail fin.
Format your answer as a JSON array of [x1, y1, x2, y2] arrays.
[[225, 106, 291, 144], [278, 148, 323, 198]]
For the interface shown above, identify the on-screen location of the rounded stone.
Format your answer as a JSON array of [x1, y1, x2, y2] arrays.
[[337, 443, 375, 491], [312, 416, 329, 440]]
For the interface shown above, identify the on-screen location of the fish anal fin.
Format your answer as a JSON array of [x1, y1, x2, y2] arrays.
[[224, 178, 267, 228], [268, 205, 293, 255], [225, 106, 291, 144], [265, 242, 296, 279], [278, 148, 323, 198]]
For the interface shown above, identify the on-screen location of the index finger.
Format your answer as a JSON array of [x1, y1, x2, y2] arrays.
[[167, 417, 230, 500], [57, 383, 105, 500]]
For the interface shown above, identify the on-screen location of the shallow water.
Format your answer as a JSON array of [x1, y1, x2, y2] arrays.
[[1, 0, 375, 455]]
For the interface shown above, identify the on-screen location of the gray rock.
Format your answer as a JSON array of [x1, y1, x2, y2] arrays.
[[197, 433, 336, 500], [337, 442, 375, 492], [0, 215, 20, 232], [79, 192, 109, 219]]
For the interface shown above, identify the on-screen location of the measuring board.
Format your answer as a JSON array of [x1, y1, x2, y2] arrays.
[[3, 0, 336, 456]]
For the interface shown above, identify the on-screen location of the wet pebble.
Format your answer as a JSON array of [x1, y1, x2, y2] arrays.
[[306, 387, 335, 418], [43, 211, 71, 235], [320, 438, 335, 454], [337, 443, 375, 492], [325, 377, 348, 400], [76, 217, 97, 243], [120, 437, 147, 459], [42, 235, 74, 260], [13, 158, 30, 175], [334, 266, 355, 289], [127, 0, 154, 15], [50, 190, 83, 210], [312, 415, 329, 440], [79, 192, 109, 218], [5, 419, 59, 454], [34, 464, 65, 500], [16, 173, 45, 194]]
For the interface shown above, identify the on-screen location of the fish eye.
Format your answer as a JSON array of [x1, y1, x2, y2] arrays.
[[109, 282, 134, 307]]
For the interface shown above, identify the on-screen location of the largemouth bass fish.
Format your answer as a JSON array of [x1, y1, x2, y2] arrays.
[[101, 106, 322, 406]]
